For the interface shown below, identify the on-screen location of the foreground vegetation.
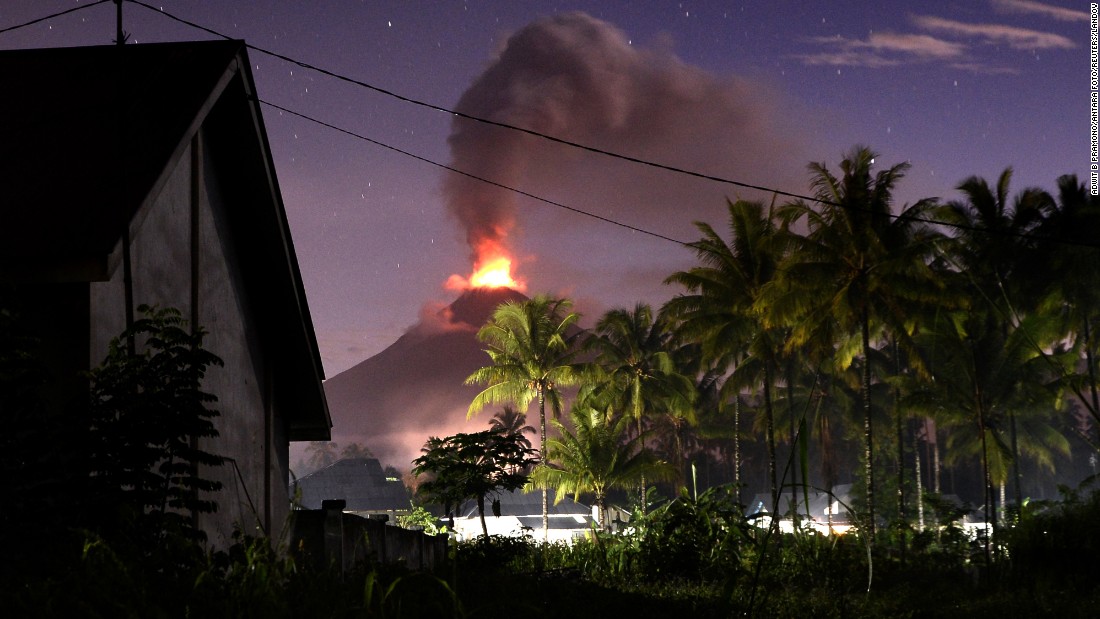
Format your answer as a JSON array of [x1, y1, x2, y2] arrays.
[[10, 483, 1100, 617], [452, 483, 1100, 618], [6, 145, 1099, 615]]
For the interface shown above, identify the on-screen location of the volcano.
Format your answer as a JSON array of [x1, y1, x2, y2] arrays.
[[323, 287, 528, 468]]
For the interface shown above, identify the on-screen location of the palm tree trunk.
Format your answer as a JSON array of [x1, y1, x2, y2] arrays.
[[787, 356, 798, 502], [637, 414, 647, 514], [975, 385, 993, 566], [763, 361, 779, 510], [539, 389, 548, 541], [932, 424, 941, 495], [1009, 408, 1022, 518], [674, 420, 685, 491], [1084, 318, 1100, 439], [861, 308, 876, 538], [816, 382, 835, 534], [915, 433, 924, 531], [894, 340, 906, 540], [733, 394, 742, 506], [478, 494, 488, 538], [999, 480, 1007, 526], [633, 380, 647, 513]]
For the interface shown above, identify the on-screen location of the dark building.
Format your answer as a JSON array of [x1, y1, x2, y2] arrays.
[[292, 458, 412, 520], [0, 40, 330, 546]]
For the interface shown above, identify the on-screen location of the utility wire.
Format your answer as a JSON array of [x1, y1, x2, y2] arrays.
[[0, 0, 111, 37], [11, 1, 1097, 251], [125, 0, 1100, 251], [261, 99, 689, 245], [127, 0, 807, 199]]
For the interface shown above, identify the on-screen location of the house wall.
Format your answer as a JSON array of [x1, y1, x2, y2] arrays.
[[89, 129, 290, 549]]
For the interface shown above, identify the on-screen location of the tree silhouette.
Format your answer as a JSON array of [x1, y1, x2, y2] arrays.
[[305, 441, 338, 471], [531, 400, 675, 530], [413, 428, 537, 537], [87, 305, 224, 543], [488, 405, 535, 452], [665, 199, 787, 508], [585, 303, 694, 497], [773, 147, 942, 537], [466, 295, 583, 539], [340, 442, 373, 460]]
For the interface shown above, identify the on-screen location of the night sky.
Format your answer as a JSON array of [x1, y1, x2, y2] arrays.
[[1, 1, 1088, 377]]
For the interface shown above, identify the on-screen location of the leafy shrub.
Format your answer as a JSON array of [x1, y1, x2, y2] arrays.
[[1007, 484, 1100, 592], [636, 485, 750, 582], [86, 305, 225, 545], [396, 503, 447, 535], [453, 533, 537, 572]]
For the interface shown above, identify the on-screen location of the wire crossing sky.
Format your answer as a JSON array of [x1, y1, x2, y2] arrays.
[[0, 0, 1088, 375]]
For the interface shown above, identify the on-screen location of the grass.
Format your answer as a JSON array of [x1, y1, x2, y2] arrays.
[[9, 486, 1100, 617]]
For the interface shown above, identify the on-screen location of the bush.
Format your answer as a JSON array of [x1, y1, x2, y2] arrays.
[[453, 533, 537, 572], [636, 485, 750, 582], [1007, 485, 1100, 592]]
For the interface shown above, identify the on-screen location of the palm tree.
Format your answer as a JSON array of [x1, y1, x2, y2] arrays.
[[906, 310, 1072, 560], [665, 198, 787, 508], [687, 360, 745, 502], [934, 169, 1052, 508], [1029, 175, 1100, 439], [305, 441, 338, 471], [935, 169, 1048, 313], [529, 401, 676, 531], [770, 146, 943, 537], [466, 295, 583, 539], [585, 303, 695, 496], [340, 442, 372, 460], [489, 406, 536, 452]]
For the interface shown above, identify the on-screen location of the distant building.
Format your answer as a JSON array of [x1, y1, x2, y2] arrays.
[[0, 40, 331, 547], [292, 458, 412, 520], [749, 484, 856, 534], [450, 489, 598, 542]]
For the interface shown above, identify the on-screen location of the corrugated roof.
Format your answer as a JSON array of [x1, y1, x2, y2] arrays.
[[456, 488, 593, 518], [293, 458, 411, 511]]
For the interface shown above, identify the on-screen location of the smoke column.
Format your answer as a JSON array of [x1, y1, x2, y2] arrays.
[[321, 12, 811, 469], [444, 12, 806, 269]]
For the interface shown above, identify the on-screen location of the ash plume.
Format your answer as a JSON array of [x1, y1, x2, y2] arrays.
[[444, 11, 809, 266]]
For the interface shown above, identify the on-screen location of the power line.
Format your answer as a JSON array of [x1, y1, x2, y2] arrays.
[[260, 99, 690, 245], [0, 0, 111, 37], [9, 1, 1098, 252], [126, 1, 798, 197], [124, 0, 1100, 251]]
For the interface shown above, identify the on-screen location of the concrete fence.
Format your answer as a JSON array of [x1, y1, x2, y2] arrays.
[[289, 500, 448, 573]]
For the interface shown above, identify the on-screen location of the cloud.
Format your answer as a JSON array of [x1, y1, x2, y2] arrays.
[[796, 32, 965, 67], [797, 8, 1075, 71], [444, 11, 811, 268], [863, 32, 968, 58], [991, 0, 1089, 22], [913, 14, 1075, 50], [947, 62, 1021, 75], [410, 300, 478, 335]]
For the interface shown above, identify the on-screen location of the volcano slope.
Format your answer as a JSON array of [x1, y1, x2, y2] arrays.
[[323, 287, 528, 468]]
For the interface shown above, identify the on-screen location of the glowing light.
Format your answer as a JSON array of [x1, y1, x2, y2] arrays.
[[445, 254, 526, 292], [470, 257, 516, 288]]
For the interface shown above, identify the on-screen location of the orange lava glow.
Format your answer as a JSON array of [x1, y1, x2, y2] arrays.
[[470, 257, 517, 288], [445, 255, 526, 292]]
